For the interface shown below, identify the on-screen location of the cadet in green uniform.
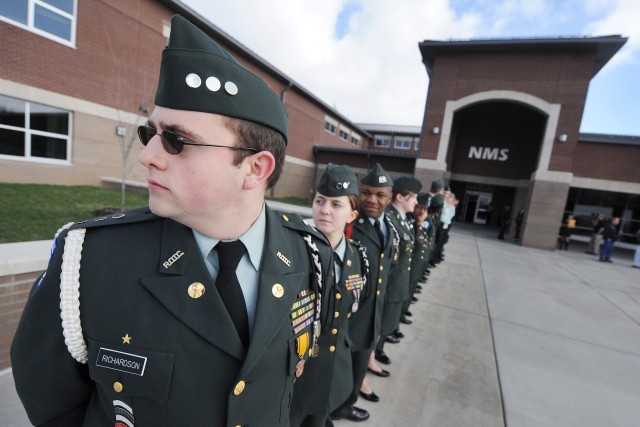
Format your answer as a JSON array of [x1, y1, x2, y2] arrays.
[[375, 176, 422, 360], [331, 164, 397, 422], [291, 164, 369, 427], [11, 15, 333, 427], [406, 192, 431, 316], [425, 194, 445, 267]]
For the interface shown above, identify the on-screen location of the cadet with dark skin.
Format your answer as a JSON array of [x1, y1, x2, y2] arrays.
[[331, 164, 396, 423]]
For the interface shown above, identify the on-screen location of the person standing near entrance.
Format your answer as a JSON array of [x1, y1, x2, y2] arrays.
[[599, 217, 620, 262], [11, 15, 333, 427], [586, 212, 606, 255], [497, 205, 511, 240], [514, 207, 525, 239]]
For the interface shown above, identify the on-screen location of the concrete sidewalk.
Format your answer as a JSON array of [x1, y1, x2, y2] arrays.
[[2, 224, 639, 426]]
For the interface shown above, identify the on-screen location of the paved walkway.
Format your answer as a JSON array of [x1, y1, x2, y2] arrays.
[[2, 224, 639, 426]]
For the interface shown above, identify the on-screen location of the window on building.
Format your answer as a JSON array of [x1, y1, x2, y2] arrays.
[[339, 130, 348, 141], [351, 135, 360, 146], [0, 0, 77, 46], [374, 136, 391, 148], [324, 116, 337, 134], [0, 95, 71, 163], [394, 138, 412, 150]]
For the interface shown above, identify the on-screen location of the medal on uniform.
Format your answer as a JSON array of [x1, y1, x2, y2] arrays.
[[351, 301, 359, 313], [296, 331, 309, 358]]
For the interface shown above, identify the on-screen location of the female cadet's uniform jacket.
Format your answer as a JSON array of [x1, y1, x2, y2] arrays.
[[290, 238, 369, 420], [10, 206, 333, 427], [347, 213, 397, 351], [409, 217, 429, 294], [380, 206, 415, 336]]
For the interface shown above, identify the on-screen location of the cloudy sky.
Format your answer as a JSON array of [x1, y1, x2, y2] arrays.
[[182, 0, 640, 136]]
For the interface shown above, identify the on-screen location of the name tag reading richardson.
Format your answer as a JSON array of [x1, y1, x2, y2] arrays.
[[96, 347, 148, 376]]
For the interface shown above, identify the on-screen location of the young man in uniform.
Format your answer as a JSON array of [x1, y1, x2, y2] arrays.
[[374, 177, 421, 360], [11, 15, 332, 427], [331, 163, 396, 422]]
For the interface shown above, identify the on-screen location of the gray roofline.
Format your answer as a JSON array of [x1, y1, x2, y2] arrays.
[[579, 132, 640, 146], [156, 0, 368, 135], [418, 35, 627, 78]]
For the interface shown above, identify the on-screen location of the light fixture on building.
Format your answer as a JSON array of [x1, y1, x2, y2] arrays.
[[115, 126, 127, 137], [432, 126, 440, 135], [558, 134, 568, 142]]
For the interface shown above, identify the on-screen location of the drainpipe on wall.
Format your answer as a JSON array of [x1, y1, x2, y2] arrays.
[[271, 82, 294, 198]]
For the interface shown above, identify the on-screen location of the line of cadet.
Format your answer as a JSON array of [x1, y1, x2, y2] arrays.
[[10, 14, 453, 426], [290, 162, 450, 426]]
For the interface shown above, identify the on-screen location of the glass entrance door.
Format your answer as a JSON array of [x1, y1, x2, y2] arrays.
[[474, 193, 493, 224]]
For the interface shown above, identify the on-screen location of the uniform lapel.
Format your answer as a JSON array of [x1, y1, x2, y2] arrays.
[[140, 219, 245, 361], [240, 207, 303, 375], [354, 216, 382, 250]]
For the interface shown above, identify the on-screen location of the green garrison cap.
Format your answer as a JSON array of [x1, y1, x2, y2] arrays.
[[154, 15, 288, 143], [430, 194, 444, 209], [417, 192, 431, 206], [361, 163, 393, 187], [317, 164, 358, 197], [430, 179, 445, 192], [393, 176, 422, 194]]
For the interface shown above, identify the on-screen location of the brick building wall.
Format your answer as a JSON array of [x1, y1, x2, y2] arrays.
[[420, 51, 595, 173], [1, 0, 366, 197], [573, 142, 640, 182], [0, 271, 42, 370]]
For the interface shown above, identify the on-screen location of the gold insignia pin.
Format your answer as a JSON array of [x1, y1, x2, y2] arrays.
[[122, 334, 132, 344], [276, 251, 291, 267], [282, 214, 290, 222], [188, 282, 206, 299], [272, 283, 284, 298], [346, 259, 352, 267]]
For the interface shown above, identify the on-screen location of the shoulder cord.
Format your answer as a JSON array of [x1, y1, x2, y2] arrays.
[[354, 241, 370, 303], [60, 228, 89, 364], [386, 215, 400, 255], [302, 233, 324, 356]]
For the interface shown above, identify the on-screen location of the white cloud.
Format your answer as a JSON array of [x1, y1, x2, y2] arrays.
[[180, 0, 638, 133], [586, 0, 640, 67]]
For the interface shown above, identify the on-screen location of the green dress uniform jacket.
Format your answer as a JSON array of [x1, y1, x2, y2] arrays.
[[347, 213, 396, 351], [380, 206, 415, 336], [409, 218, 429, 294], [11, 206, 333, 427], [290, 239, 368, 425]]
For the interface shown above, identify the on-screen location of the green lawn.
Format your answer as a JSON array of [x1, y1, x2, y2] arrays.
[[0, 184, 149, 243], [0, 184, 311, 244]]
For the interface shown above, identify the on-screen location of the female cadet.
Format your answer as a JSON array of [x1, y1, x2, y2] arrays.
[[290, 164, 369, 427]]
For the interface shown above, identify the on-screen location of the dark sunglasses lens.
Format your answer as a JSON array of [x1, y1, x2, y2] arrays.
[[137, 126, 155, 145], [160, 131, 182, 155]]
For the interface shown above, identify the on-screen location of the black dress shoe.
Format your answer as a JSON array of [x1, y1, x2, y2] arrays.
[[359, 390, 380, 402], [375, 351, 391, 365], [393, 330, 405, 338], [415, 288, 422, 294], [332, 406, 370, 422], [368, 367, 391, 377], [416, 284, 423, 290], [404, 310, 413, 317], [384, 334, 400, 344], [411, 296, 419, 302], [400, 317, 413, 325]]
